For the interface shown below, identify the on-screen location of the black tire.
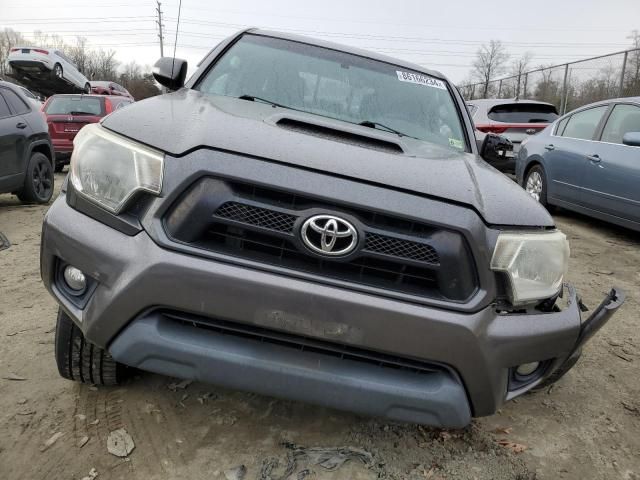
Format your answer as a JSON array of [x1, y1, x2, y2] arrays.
[[54, 308, 125, 385], [84, 82, 91, 94], [52, 63, 63, 79], [16, 152, 54, 204], [524, 164, 553, 210]]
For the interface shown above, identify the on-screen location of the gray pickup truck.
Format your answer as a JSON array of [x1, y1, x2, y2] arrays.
[[41, 29, 623, 428]]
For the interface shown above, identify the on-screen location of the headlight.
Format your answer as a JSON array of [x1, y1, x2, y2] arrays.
[[69, 123, 164, 214], [491, 231, 569, 306]]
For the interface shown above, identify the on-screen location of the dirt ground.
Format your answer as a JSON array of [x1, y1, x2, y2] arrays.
[[1, 172, 638, 480]]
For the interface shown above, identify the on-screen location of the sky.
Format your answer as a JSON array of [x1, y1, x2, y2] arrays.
[[1, 0, 639, 83]]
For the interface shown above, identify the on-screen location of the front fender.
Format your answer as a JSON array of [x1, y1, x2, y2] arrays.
[[26, 137, 54, 165], [518, 153, 546, 187]]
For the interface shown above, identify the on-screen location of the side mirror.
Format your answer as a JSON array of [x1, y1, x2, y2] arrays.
[[622, 132, 640, 147], [480, 133, 514, 164], [152, 57, 188, 91]]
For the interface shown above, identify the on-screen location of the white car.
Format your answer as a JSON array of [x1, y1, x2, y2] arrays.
[[8, 47, 91, 93]]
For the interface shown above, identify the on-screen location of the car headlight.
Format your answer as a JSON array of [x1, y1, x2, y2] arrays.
[[70, 123, 164, 214], [491, 231, 569, 306]]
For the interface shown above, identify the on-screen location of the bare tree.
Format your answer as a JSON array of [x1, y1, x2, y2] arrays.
[[510, 52, 533, 97], [32, 30, 66, 50], [625, 30, 640, 95], [69, 36, 89, 76], [86, 49, 119, 81], [472, 40, 510, 98], [0, 28, 29, 76], [532, 64, 563, 105]]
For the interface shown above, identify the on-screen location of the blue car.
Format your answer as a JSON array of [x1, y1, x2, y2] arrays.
[[517, 97, 640, 231]]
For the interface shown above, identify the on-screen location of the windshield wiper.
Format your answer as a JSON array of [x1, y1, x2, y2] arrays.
[[238, 94, 287, 108], [69, 111, 95, 115], [358, 120, 417, 139]]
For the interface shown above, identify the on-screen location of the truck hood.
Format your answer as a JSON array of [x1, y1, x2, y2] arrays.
[[102, 89, 553, 227]]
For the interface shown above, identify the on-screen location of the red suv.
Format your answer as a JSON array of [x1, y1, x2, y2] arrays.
[[43, 94, 133, 171], [90, 81, 134, 100]]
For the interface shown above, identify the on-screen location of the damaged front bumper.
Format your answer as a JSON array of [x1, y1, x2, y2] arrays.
[[546, 287, 625, 386], [41, 195, 625, 427]]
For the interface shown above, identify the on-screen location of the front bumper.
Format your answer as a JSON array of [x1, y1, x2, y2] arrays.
[[52, 140, 74, 160], [41, 195, 623, 426]]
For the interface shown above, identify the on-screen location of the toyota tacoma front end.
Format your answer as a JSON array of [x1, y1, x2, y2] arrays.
[[40, 29, 623, 428]]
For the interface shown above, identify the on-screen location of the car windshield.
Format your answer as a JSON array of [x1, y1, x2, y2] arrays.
[[91, 81, 110, 87], [488, 103, 559, 123], [45, 96, 103, 115], [197, 34, 468, 151]]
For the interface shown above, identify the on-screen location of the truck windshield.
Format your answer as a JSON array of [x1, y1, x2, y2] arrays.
[[197, 34, 468, 152]]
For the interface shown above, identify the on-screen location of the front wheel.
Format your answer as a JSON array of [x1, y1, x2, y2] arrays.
[[55, 308, 125, 385], [84, 82, 91, 94], [524, 164, 552, 209], [17, 152, 54, 204]]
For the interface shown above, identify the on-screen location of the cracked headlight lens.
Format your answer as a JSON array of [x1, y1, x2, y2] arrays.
[[69, 123, 164, 214], [491, 231, 569, 306]]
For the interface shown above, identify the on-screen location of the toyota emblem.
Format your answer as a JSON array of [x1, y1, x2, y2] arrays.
[[301, 215, 358, 256]]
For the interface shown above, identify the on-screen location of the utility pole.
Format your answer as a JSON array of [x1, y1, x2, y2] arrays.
[[155, 1, 164, 58]]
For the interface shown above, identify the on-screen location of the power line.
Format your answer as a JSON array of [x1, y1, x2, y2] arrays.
[[0, 3, 631, 34], [4, 16, 155, 22], [149, 4, 634, 32], [9, 28, 616, 59], [4, 16, 631, 49], [161, 17, 632, 49]]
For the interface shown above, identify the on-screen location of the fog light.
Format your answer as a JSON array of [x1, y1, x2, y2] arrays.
[[516, 362, 540, 377], [63, 266, 87, 291]]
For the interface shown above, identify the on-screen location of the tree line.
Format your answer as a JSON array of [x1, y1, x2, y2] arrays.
[[0, 28, 160, 100], [459, 30, 640, 110]]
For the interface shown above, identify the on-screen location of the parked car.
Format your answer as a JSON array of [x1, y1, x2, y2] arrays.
[[90, 81, 134, 100], [517, 97, 640, 231], [0, 80, 54, 203], [41, 29, 623, 428], [43, 94, 134, 171], [8, 47, 91, 95], [468, 98, 559, 172]]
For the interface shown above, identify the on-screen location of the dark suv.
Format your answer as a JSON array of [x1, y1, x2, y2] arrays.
[[41, 30, 623, 428], [0, 80, 54, 203]]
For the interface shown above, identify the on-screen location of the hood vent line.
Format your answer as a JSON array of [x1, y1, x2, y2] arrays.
[[275, 118, 404, 154]]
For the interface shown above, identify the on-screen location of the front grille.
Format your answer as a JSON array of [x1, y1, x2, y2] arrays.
[[165, 177, 478, 302], [215, 202, 440, 266], [215, 202, 296, 233], [364, 232, 439, 264], [202, 223, 440, 296], [163, 310, 445, 375]]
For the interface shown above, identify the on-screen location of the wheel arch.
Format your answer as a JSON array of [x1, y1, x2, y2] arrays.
[[522, 156, 545, 186], [27, 139, 55, 167]]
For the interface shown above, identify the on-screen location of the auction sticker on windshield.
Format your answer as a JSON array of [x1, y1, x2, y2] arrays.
[[396, 71, 447, 90]]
